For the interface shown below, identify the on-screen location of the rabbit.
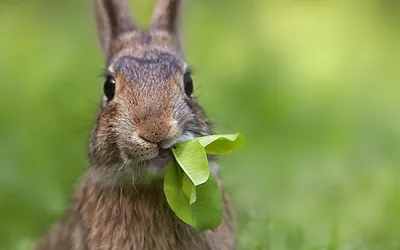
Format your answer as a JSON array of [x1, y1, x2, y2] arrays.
[[34, 0, 236, 249]]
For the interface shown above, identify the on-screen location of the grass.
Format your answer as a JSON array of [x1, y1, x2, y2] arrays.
[[0, 0, 400, 249]]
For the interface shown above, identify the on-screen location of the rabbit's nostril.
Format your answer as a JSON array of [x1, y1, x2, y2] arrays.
[[137, 117, 175, 143], [139, 128, 168, 143]]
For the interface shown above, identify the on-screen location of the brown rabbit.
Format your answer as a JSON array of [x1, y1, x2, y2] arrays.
[[34, 0, 236, 249]]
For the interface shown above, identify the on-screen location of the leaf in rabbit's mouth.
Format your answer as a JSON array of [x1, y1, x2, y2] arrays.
[[150, 148, 172, 167], [163, 133, 245, 231]]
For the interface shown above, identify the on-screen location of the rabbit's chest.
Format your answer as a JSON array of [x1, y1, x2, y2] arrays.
[[85, 217, 213, 250], [78, 184, 215, 250]]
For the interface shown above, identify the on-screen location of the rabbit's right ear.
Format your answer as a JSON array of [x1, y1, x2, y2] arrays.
[[93, 0, 137, 60]]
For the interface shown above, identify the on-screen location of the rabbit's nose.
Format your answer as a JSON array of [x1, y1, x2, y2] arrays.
[[137, 117, 172, 143]]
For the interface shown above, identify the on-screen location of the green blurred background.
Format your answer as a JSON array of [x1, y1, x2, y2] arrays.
[[1, 0, 400, 249]]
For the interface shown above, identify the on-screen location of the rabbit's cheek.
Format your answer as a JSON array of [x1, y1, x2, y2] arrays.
[[118, 133, 153, 158]]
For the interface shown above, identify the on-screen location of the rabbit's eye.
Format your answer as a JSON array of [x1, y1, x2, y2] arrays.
[[104, 76, 116, 101], [183, 73, 193, 96]]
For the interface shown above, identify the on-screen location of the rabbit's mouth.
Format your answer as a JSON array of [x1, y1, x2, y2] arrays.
[[150, 148, 172, 167], [146, 132, 196, 168]]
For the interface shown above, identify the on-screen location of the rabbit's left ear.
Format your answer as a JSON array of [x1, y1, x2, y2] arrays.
[[150, 0, 183, 50], [93, 0, 137, 61]]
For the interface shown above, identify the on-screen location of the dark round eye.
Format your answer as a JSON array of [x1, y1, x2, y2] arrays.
[[104, 76, 116, 101], [183, 73, 193, 96]]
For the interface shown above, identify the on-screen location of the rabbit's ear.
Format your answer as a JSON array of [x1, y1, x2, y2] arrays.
[[150, 0, 182, 46], [94, 0, 137, 59]]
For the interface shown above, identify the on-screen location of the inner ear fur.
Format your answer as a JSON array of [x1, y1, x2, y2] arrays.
[[94, 0, 184, 60]]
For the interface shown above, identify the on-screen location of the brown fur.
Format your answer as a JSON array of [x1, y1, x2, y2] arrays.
[[35, 0, 236, 249], [35, 177, 235, 250]]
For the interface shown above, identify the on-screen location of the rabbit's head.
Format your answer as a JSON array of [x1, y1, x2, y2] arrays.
[[89, 0, 213, 188]]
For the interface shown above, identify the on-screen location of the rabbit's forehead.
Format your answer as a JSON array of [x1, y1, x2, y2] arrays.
[[110, 51, 186, 85]]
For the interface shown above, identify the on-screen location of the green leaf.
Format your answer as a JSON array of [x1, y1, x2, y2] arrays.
[[164, 162, 193, 224], [164, 161, 223, 232], [192, 173, 223, 231], [164, 132, 244, 231], [172, 140, 209, 186], [182, 174, 196, 204], [196, 133, 245, 155]]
